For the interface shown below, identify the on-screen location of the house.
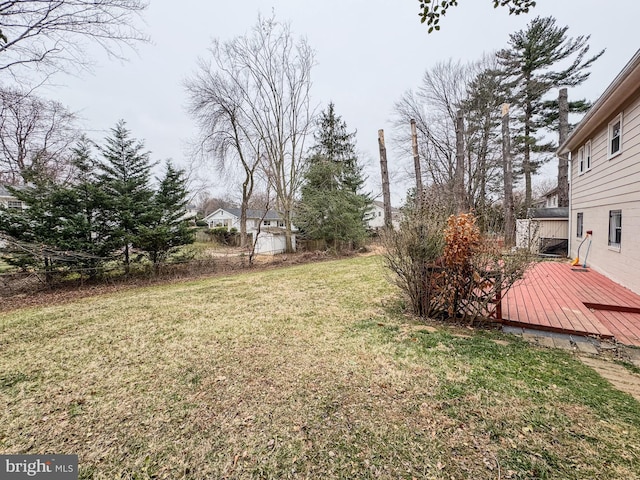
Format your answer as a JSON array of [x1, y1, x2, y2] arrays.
[[559, 48, 640, 294], [540, 187, 559, 208], [365, 200, 401, 230], [0, 185, 25, 211], [203, 207, 295, 254]]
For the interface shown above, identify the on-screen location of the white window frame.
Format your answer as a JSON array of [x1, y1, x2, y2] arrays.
[[608, 209, 622, 250], [577, 146, 585, 174], [608, 113, 623, 159], [576, 212, 583, 238], [7, 200, 23, 210], [584, 140, 592, 171], [263, 220, 271, 226]]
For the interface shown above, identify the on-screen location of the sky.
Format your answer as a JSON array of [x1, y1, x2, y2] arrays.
[[38, 0, 640, 205]]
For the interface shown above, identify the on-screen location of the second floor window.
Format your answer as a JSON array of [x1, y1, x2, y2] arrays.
[[609, 114, 622, 157]]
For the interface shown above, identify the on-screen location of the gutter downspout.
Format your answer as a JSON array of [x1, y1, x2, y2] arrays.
[[567, 152, 572, 259]]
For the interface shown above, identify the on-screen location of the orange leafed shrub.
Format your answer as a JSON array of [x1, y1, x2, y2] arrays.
[[383, 207, 533, 323]]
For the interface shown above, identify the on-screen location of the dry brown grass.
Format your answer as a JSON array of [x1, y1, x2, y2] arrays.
[[1, 256, 639, 479]]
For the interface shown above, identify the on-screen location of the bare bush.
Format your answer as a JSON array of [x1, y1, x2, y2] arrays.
[[381, 202, 447, 318], [383, 209, 533, 323]]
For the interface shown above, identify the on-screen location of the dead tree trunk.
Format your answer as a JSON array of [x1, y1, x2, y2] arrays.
[[378, 129, 393, 229], [502, 104, 516, 247], [454, 109, 465, 213], [410, 119, 423, 206], [557, 88, 569, 208]]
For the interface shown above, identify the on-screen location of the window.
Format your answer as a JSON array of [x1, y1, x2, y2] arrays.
[[7, 200, 23, 210], [278, 221, 284, 227], [576, 212, 583, 238], [584, 140, 591, 170], [608, 113, 623, 158], [578, 146, 585, 173], [263, 220, 271, 226], [608, 210, 622, 248]]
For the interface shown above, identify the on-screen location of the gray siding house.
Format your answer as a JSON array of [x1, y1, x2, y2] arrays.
[[0, 185, 24, 211], [559, 49, 640, 294]]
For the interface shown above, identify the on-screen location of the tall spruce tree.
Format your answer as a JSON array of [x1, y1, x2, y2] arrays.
[[137, 162, 194, 272], [497, 16, 603, 209], [98, 120, 155, 273], [296, 103, 371, 248]]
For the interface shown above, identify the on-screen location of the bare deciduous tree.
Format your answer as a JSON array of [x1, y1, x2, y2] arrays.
[[187, 15, 314, 253], [0, 0, 148, 78], [244, 17, 314, 253], [393, 59, 469, 198], [186, 57, 262, 248], [393, 57, 504, 225], [0, 87, 78, 184]]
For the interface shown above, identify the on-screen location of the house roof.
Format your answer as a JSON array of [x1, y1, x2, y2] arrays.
[[0, 184, 25, 198], [371, 200, 400, 213], [559, 49, 640, 155], [527, 207, 569, 219], [205, 207, 283, 221]]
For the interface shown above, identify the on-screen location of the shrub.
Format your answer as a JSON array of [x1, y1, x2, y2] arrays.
[[381, 202, 447, 318], [383, 208, 533, 323]]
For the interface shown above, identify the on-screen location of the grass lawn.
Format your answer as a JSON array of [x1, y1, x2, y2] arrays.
[[1, 255, 639, 479]]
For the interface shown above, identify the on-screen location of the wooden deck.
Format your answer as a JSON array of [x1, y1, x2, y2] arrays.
[[502, 261, 640, 347]]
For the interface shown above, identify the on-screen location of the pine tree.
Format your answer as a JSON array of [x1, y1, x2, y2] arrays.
[[137, 162, 194, 272], [497, 16, 603, 209], [98, 120, 155, 273], [311, 103, 366, 194], [297, 103, 371, 248]]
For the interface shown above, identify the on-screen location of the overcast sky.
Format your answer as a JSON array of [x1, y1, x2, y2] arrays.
[[40, 0, 640, 204]]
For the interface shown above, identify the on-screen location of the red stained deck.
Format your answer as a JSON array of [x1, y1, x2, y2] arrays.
[[502, 261, 640, 347]]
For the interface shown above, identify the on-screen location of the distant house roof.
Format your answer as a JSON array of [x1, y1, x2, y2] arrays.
[[226, 208, 282, 220], [371, 200, 400, 213], [207, 207, 283, 221], [0, 184, 25, 198], [527, 207, 569, 219]]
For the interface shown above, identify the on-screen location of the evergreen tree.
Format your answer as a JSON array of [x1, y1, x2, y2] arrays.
[[497, 16, 603, 209], [0, 180, 61, 271], [137, 162, 194, 272], [98, 120, 155, 273], [311, 102, 366, 194], [0, 179, 104, 275], [297, 103, 371, 248]]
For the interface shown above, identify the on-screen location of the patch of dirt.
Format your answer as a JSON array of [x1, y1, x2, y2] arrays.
[[579, 356, 640, 401]]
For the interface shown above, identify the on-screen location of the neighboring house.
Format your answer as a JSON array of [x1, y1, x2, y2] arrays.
[[516, 207, 568, 256], [542, 187, 559, 208], [365, 200, 401, 230], [531, 187, 560, 209], [559, 49, 640, 294], [0, 185, 25, 211], [203, 207, 295, 254]]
